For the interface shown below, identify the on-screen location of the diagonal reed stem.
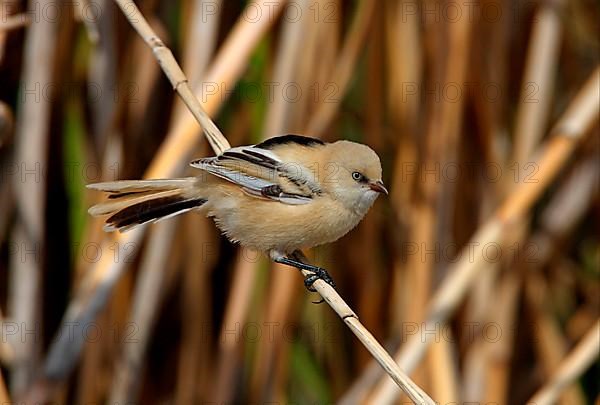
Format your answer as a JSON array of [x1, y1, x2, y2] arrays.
[[293, 253, 434, 405], [113, 0, 230, 154], [527, 320, 599, 405]]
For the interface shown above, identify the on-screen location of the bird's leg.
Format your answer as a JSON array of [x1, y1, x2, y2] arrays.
[[289, 250, 337, 291], [271, 250, 336, 304]]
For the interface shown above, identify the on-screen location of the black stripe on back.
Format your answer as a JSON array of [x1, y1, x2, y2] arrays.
[[220, 150, 277, 169], [242, 149, 279, 165], [108, 191, 147, 199], [255, 134, 324, 150], [107, 196, 206, 229]]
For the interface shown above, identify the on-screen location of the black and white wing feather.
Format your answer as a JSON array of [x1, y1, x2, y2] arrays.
[[190, 145, 321, 205]]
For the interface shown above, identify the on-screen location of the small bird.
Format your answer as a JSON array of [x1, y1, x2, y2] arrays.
[[88, 134, 387, 293]]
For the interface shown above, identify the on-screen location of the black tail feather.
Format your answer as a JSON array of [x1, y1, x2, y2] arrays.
[[106, 196, 207, 231]]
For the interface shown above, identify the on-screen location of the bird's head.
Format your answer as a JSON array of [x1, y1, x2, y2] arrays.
[[323, 140, 387, 215]]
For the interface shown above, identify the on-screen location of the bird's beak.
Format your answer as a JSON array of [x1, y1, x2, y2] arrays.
[[368, 180, 388, 195]]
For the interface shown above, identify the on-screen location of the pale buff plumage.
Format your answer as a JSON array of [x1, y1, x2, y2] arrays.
[[88, 135, 387, 259]]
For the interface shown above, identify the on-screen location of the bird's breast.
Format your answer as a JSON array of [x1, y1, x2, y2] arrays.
[[207, 193, 363, 254]]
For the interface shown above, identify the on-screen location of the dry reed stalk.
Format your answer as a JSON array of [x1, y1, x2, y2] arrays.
[[427, 0, 473, 397], [184, 0, 222, 87], [395, 202, 432, 388], [74, 211, 130, 404], [526, 273, 586, 405], [466, 224, 524, 402], [87, 0, 117, 143], [527, 320, 600, 405], [113, 0, 230, 154], [75, 248, 134, 402], [462, 221, 521, 400], [537, 155, 600, 240], [352, 212, 385, 367], [351, 1, 421, 398], [461, 241, 497, 402], [359, 0, 384, 134], [212, 251, 259, 403], [385, 16, 421, 383], [8, 0, 57, 393], [123, 17, 164, 142], [262, 0, 307, 138], [355, 5, 386, 347], [468, 0, 509, 169], [107, 220, 178, 403], [249, 264, 301, 401], [428, 337, 460, 404], [512, 1, 564, 163], [292, 2, 322, 128], [305, 0, 376, 137], [33, 230, 143, 401], [385, 0, 421, 134], [483, 273, 521, 404], [303, 270, 434, 405], [381, 1, 473, 399], [310, 0, 339, 120], [365, 67, 600, 404], [106, 260, 136, 389], [75, 322, 104, 403], [175, 214, 217, 403], [461, 5, 513, 391], [172, 0, 222, 123], [387, 0, 421, 227], [387, 12, 448, 389], [462, 339, 487, 401]]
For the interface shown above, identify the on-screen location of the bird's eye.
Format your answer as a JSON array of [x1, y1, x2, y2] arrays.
[[352, 172, 364, 182]]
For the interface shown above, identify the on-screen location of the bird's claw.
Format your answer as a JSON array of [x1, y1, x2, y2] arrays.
[[272, 252, 337, 304], [303, 267, 336, 304]]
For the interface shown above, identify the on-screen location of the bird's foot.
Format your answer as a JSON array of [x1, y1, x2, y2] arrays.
[[271, 251, 337, 304], [303, 267, 336, 292]]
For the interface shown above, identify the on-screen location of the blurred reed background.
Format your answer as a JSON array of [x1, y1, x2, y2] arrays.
[[0, 0, 599, 404]]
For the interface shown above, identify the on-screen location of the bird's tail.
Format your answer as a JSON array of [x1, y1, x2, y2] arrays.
[[87, 178, 206, 232]]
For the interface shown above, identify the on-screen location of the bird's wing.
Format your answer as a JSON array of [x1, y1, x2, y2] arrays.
[[190, 146, 321, 205]]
